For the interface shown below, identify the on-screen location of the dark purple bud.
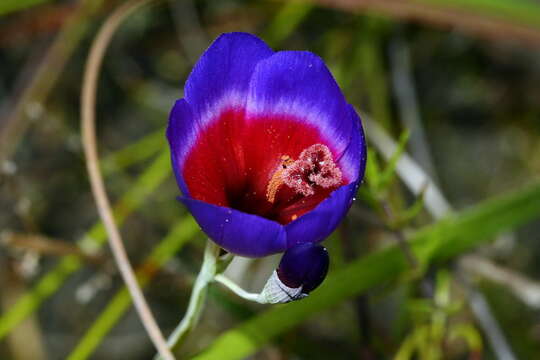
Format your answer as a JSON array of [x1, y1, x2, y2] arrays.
[[277, 243, 329, 294]]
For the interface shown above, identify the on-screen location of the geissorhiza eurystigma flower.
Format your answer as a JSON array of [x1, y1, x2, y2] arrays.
[[167, 32, 366, 302]]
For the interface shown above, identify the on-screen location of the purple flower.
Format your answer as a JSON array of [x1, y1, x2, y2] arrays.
[[167, 32, 365, 294]]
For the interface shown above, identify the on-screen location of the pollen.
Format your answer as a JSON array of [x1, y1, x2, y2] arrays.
[[266, 155, 295, 203], [265, 144, 342, 204]]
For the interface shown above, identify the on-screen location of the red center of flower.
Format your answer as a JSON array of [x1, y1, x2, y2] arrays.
[[183, 109, 347, 224]]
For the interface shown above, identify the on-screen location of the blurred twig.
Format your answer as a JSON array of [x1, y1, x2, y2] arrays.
[[363, 115, 451, 218], [310, 0, 540, 48], [460, 255, 540, 310], [80, 0, 172, 358], [1, 232, 102, 264], [459, 275, 517, 360], [389, 34, 438, 182]]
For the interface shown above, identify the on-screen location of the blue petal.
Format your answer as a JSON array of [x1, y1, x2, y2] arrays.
[[180, 197, 287, 257], [246, 51, 358, 181], [339, 104, 367, 184], [167, 99, 193, 196], [185, 32, 273, 125], [285, 181, 359, 248]]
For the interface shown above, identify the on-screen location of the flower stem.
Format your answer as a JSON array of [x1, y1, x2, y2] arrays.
[[214, 274, 264, 304], [157, 240, 221, 358]]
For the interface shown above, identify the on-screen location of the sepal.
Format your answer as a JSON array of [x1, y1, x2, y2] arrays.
[[258, 243, 330, 304], [259, 270, 307, 304]]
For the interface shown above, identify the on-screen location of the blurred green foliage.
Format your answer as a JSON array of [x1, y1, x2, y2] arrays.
[[1, 0, 540, 359], [0, 0, 48, 16]]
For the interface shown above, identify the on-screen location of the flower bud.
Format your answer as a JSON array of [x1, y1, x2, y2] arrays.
[[259, 243, 329, 303], [277, 243, 329, 293]]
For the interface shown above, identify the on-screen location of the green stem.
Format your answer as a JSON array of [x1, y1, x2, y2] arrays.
[[158, 240, 221, 358], [214, 274, 264, 304]]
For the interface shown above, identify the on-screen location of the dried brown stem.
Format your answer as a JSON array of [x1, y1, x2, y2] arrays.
[[80, 0, 173, 359], [460, 255, 540, 310], [1, 232, 102, 264]]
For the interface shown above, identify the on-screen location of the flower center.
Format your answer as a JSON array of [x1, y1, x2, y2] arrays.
[[265, 144, 342, 204]]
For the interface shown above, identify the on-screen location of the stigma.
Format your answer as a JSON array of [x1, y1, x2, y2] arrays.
[[265, 144, 342, 204]]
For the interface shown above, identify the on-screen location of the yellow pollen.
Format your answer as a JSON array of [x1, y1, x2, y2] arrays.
[[291, 214, 298, 221], [266, 155, 294, 203]]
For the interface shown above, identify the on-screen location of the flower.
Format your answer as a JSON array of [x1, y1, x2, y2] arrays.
[[167, 32, 366, 260]]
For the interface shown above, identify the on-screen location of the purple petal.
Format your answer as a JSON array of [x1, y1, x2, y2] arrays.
[[285, 181, 359, 248], [167, 99, 194, 196], [168, 33, 274, 188], [180, 197, 287, 257], [245, 51, 358, 181], [277, 243, 329, 293], [185, 32, 273, 125], [339, 104, 367, 185]]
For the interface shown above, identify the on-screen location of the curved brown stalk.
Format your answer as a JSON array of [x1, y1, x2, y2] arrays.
[[80, 0, 174, 359]]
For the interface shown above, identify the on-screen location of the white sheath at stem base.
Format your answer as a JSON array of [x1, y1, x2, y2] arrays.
[[215, 271, 306, 304]]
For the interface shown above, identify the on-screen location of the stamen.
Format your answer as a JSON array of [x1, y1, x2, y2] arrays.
[[266, 155, 294, 203], [265, 144, 342, 204]]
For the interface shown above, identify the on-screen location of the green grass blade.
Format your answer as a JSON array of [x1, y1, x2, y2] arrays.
[[0, 256, 82, 339], [194, 181, 540, 360], [0, 0, 49, 16], [67, 217, 198, 360], [413, 0, 540, 30], [101, 128, 165, 176], [263, 2, 313, 46], [0, 150, 171, 340]]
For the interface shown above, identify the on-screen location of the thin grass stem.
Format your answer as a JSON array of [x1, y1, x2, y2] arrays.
[[80, 0, 172, 358]]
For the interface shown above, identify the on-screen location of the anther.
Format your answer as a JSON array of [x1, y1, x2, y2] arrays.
[[265, 144, 342, 204], [266, 155, 294, 203]]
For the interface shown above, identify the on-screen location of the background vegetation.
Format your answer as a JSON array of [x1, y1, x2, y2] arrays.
[[1, 0, 540, 359]]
